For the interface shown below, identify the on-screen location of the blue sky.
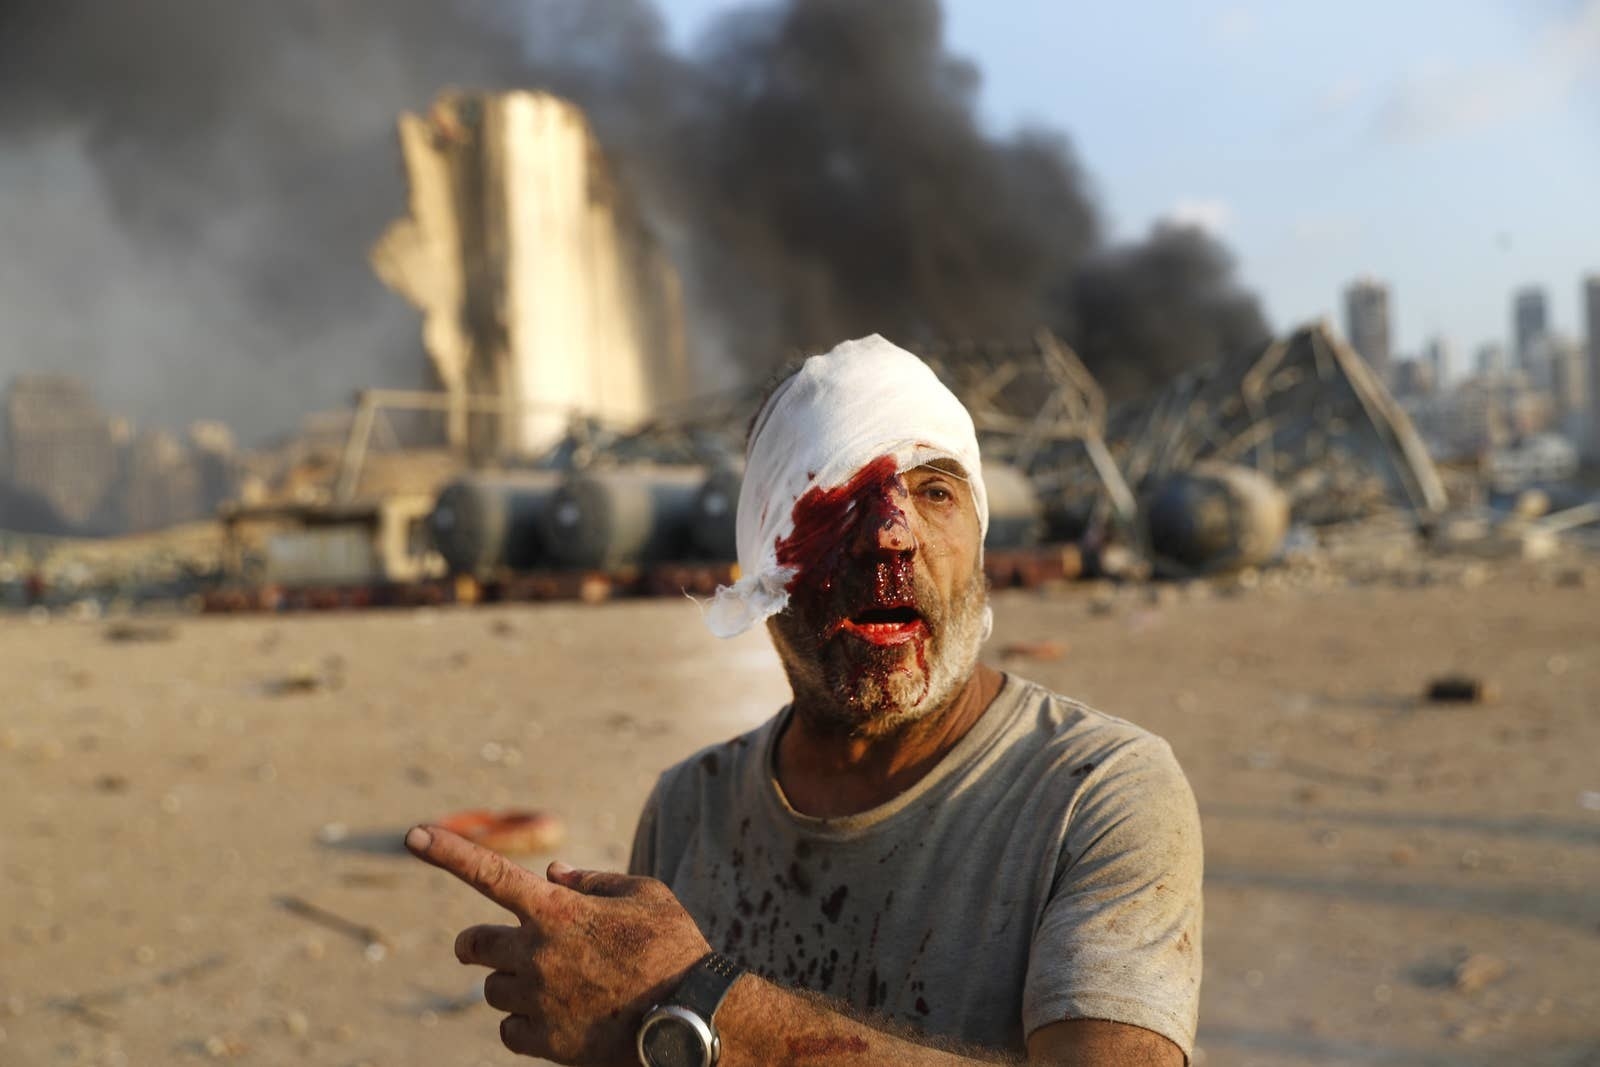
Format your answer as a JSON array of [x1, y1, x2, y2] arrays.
[[657, 0, 1599, 377]]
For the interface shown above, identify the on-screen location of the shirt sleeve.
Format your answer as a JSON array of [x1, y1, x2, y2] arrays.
[[1022, 735, 1204, 1059]]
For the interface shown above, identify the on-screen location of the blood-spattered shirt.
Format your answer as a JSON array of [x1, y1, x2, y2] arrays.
[[628, 674, 1203, 1058]]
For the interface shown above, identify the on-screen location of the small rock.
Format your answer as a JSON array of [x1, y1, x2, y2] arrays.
[[1452, 953, 1507, 994], [283, 1010, 309, 1038], [301, 937, 326, 961], [1388, 845, 1418, 866], [203, 1033, 247, 1058], [132, 945, 155, 965], [1426, 676, 1496, 704], [94, 774, 130, 794], [104, 621, 177, 643], [998, 640, 1068, 662], [316, 822, 349, 845], [267, 665, 326, 696]]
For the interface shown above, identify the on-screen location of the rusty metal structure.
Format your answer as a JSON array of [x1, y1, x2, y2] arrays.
[[1097, 319, 1447, 527]]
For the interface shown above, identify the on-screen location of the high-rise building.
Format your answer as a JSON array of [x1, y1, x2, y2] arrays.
[[1422, 335, 1452, 387], [1343, 278, 1391, 381], [1541, 335, 1586, 421], [1514, 286, 1550, 373], [1586, 274, 1600, 459], [1391, 358, 1434, 398], [1475, 342, 1505, 380]]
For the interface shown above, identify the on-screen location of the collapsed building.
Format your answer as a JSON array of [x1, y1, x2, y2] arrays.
[[370, 89, 692, 461], [0, 375, 241, 537]]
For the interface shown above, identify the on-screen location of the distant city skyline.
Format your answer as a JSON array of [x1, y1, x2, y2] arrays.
[[660, 0, 1600, 360]]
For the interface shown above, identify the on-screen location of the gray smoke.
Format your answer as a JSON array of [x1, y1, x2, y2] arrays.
[[0, 0, 1269, 445]]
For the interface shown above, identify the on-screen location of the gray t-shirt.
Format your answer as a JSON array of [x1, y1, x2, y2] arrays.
[[629, 674, 1203, 1057]]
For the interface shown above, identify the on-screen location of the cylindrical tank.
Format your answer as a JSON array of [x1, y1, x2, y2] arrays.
[[981, 461, 1046, 550], [427, 471, 564, 576], [689, 463, 743, 562], [541, 465, 707, 570], [1142, 462, 1289, 574]]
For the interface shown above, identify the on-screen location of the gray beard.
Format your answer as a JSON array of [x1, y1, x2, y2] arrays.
[[771, 562, 991, 740]]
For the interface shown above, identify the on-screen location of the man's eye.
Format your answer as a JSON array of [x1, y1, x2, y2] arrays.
[[919, 485, 953, 503]]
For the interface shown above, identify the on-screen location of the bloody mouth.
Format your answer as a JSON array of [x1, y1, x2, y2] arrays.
[[836, 605, 927, 645]]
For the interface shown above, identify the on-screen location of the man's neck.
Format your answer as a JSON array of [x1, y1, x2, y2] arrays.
[[774, 664, 1006, 818]]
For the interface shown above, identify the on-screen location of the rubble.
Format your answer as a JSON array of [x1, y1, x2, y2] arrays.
[[1426, 677, 1498, 704]]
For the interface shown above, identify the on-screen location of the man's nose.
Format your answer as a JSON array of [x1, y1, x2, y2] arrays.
[[853, 483, 916, 555]]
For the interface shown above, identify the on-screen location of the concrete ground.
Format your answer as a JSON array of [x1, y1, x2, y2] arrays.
[[1, 562, 1597, 1066]]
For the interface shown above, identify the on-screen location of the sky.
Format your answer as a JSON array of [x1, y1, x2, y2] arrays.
[[659, 0, 1600, 379]]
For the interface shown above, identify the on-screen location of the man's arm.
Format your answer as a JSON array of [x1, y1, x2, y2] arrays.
[[407, 825, 1181, 1066], [716, 976, 1181, 1066]]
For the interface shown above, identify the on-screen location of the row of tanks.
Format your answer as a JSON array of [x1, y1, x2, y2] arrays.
[[426, 461, 1053, 577]]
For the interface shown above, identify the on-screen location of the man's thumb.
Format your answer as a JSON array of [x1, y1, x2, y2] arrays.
[[547, 861, 635, 897]]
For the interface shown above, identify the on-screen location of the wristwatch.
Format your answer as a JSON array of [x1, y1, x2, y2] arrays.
[[636, 952, 745, 1067]]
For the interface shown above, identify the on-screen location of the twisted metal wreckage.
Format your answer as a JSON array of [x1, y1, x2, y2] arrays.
[[208, 90, 1452, 611]]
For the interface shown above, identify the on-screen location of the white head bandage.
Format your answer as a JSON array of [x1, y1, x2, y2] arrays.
[[704, 335, 987, 638]]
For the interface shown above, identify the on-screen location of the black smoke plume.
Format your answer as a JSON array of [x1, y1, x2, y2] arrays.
[[0, 0, 1269, 444]]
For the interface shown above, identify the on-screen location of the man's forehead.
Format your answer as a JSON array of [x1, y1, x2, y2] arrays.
[[908, 457, 971, 480]]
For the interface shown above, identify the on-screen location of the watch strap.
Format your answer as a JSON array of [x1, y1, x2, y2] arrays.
[[669, 952, 745, 1022]]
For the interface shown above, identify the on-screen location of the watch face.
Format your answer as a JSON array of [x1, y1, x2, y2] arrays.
[[640, 1015, 710, 1067]]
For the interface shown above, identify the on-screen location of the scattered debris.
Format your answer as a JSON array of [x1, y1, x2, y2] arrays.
[[203, 1032, 249, 1059], [103, 620, 177, 643], [1452, 953, 1508, 994], [1426, 676, 1497, 704], [265, 658, 344, 696], [50, 953, 229, 1029], [998, 640, 1068, 662], [435, 808, 566, 856], [275, 895, 388, 959]]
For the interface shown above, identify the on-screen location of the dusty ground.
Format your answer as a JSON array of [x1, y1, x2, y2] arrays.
[[1, 563, 1597, 1067]]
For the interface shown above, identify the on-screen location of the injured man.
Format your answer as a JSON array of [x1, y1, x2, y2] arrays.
[[408, 335, 1203, 1067]]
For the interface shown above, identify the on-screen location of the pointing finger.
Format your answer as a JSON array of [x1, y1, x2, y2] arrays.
[[406, 825, 549, 919]]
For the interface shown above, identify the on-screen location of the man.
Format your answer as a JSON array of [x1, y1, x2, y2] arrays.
[[408, 335, 1203, 1066]]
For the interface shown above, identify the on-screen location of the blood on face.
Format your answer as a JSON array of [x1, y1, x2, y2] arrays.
[[774, 455, 931, 708]]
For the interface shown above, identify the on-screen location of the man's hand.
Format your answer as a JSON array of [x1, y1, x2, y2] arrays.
[[405, 825, 712, 1065]]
